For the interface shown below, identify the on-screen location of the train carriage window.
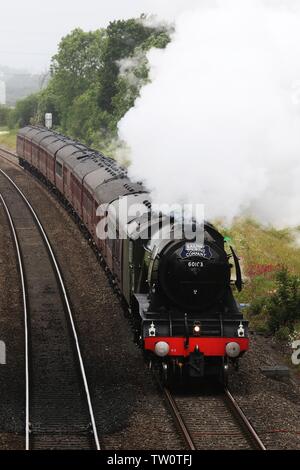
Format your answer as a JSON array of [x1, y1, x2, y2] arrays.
[[56, 161, 63, 178]]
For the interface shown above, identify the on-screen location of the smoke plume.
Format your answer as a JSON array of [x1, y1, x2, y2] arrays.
[[118, 0, 300, 227]]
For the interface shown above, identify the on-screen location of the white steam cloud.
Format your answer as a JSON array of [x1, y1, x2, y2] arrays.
[[118, 0, 300, 227]]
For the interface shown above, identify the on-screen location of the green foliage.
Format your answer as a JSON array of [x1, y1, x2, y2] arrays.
[[9, 17, 171, 152], [275, 325, 291, 342], [0, 106, 12, 126], [249, 268, 300, 339], [35, 84, 60, 127], [263, 226, 293, 242], [0, 128, 18, 150], [65, 86, 102, 145], [50, 27, 106, 130], [267, 268, 300, 333], [97, 19, 169, 116], [8, 93, 40, 128]]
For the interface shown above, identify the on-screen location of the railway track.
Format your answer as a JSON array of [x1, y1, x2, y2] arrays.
[[0, 146, 19, 167], [0, 146, 266, 451], [162, 383, 266, 450], [0, 164, 101, 450]]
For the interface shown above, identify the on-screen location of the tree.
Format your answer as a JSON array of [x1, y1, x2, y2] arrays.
[[65, 85, 102, 144], [0, 106, 12, 127], [267, 268, 300, 334], [98, 19, 170, 115], [9, 16, 171, 152], [35, 84, 61, 127], [50, 27, 106, 129], [9, 93, 39, 128]]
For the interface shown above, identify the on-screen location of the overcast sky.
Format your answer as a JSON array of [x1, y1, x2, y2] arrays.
[[0, 0, 198, 73]]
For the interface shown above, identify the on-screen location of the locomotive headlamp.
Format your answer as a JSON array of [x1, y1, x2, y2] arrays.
[[149, 322, 156, 337], [193, 322, 201, 336], [154, 341, 170, 357], [237, 322, 245, 338], [226, 342, 240, 358]]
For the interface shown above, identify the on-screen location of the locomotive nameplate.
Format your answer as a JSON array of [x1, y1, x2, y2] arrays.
[[181, 243, 212, 259]]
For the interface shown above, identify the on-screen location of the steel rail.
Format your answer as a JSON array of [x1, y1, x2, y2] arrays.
[[162, 381, 266, 450], [0, 146, 17, 157], [224, 387, 266, 450], [0, 146, 19, 167], [0, 168, 101, 450], [0, 194, 30, 450], [162, 386, 196, 450]]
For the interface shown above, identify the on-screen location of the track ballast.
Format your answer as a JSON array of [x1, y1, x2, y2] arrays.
[[0, 162, 100, 450]]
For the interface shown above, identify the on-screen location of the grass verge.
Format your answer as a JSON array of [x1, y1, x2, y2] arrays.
[[0, 127, 17, 150]]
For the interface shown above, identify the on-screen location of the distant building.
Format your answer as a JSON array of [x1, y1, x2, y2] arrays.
[[0, 74, 6, 105]]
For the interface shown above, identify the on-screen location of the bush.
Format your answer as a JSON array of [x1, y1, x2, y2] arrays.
[[250, 297, 268, 316], [0, 105, 12, 127], [275, 326, 291, 342], [8, 93, 40, 128], [267, 268, 300, 334], [248, 268, 300, 339]]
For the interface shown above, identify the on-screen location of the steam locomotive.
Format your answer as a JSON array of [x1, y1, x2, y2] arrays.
[[17, 126, 249, 384]]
